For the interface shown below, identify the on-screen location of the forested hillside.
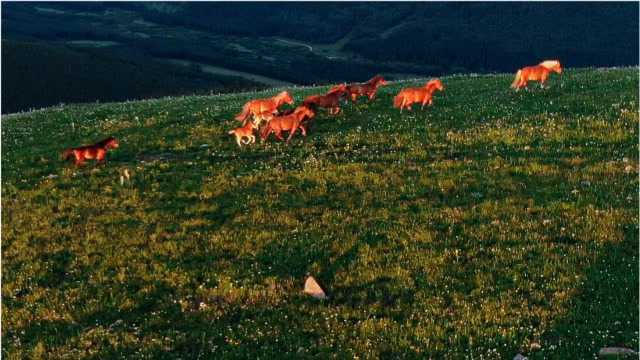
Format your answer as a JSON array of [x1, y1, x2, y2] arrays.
[[2, 2, 638, 113]]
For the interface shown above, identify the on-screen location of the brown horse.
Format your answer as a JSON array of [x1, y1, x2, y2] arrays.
[[260, 106, 315, 143], [303, 83, 347, 115], [345, 75, 388, 102], [235, 91, 294, 124], [393, 79, 444, 112], [511, 60, 562, 90], [62, 136, 119, 166]]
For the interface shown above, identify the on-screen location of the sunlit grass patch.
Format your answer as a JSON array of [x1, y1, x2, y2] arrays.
[[2, 67, 638, 358]]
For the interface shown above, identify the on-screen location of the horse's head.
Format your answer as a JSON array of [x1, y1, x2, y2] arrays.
[[370, 75, 387, 86], [278, 91, 294, 105], [425, 79, 444, 92], [540, 60, 562, 74], [104, 137, 119, 149], [295, 106, 315, 120]]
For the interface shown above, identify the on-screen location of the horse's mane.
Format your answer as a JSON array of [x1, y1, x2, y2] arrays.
[[276, 91, 291, 98], [367, 75, 384, 84], [539, 60, 560, 69], [294, 105, 312, 113], [425, 79, 441, 88], [97, 137, 116, 146], [327, 84, 346, 94]]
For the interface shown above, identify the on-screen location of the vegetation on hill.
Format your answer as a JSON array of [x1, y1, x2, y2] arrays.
[[1, 40, 265, 114], [2, 3, 638, 113], [2, 67, 638, 358]]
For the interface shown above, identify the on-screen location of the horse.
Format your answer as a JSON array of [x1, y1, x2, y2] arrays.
[[511, 60, 562, 90], [303, 83, 347, 115], [235, 91, 294, 124], [228, 121, 259, 147], [260, 106, 315, 143], [345, 75, 388, 103], [62, 136, 119, 166], [393, 79, 444, 112]]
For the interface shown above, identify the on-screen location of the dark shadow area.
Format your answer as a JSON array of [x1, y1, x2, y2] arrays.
[[535, 224, 639, 358]]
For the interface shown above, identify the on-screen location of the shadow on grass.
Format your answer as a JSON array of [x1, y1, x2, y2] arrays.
[[534, 224, 639, 358]]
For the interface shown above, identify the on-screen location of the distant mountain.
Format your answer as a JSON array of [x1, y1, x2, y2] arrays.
[[2, 2, 638, 113]]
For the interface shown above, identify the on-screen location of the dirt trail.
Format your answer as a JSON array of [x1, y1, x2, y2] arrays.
[[161, 58, 294, 87]]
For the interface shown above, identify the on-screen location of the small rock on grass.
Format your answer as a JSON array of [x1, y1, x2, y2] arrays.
[[513, 354, 527, 360], [304, 276, 327, 300], [598, 347, 638, 358]]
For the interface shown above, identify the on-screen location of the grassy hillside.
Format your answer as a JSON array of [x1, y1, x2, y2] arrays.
[[2, 68, 638, 358]]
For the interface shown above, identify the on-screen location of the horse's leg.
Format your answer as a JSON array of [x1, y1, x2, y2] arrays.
[[541, 71, 550, 89], [260, 128, 269, 142], [275, 130, 284, 141], [300, 125, 307, 136], [541, 76, 549, 89], [99, 156, 108, 166], [286, 127, 297, 143], [236, 136, 243, 147]]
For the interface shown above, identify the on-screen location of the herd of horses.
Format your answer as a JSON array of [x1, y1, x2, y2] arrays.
[[227, 59, 561, 147], [63, 60, 562, 163]]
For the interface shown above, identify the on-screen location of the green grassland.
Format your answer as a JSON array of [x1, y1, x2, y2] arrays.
[[2, 68, 638, 358]]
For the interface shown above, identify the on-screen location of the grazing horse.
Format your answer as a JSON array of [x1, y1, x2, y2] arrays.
[[62, 137, 119, 166], [235, 91, 294, 124], [228, 121, 258, 147], [393, 79, 444, 112], [260, 106, 315, 143], [303, 83, 347, 115], [511, 60, 562, 90], [345, 75, 388, 102]]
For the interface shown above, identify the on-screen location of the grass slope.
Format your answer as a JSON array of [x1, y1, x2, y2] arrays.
[[2, 68, 638, 358]]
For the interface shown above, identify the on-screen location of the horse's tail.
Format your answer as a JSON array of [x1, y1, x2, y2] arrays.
[[235, 102, 251, 122], [393, 93, 403, 108], [302, 96, 314, 106], [62, 149, 73, 161], [228, 130, 235, 135], [511, 70, 522, 89]]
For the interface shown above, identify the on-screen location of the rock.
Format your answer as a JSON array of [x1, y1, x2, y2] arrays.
[[513, 354, 527, 360], [304, 276, 327, 300], [598, 347, 637, 358]]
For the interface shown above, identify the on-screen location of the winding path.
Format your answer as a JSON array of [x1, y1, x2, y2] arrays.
[[275, 38, 313, 52]]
